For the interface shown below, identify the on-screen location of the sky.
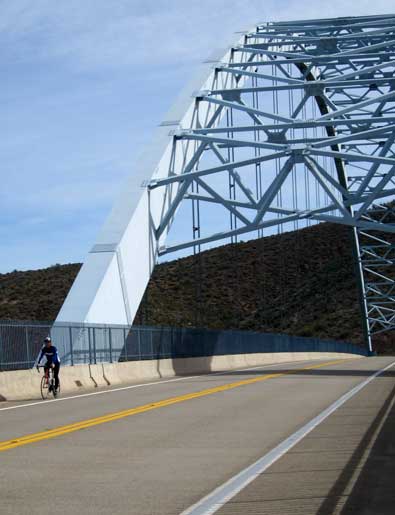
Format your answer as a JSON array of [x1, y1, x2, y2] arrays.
[[1, 0, 395, 273]]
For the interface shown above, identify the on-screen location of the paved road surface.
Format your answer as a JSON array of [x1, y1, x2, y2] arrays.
[[1, 357, 394, 514]]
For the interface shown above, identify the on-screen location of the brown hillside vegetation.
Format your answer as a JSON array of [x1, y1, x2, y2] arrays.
[[0, 264, 81, 321], [138, 223, 366, 343], [1, 223, 394, 353]]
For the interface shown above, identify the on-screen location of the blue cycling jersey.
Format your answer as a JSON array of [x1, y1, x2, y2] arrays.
[[37, 345, 60, 366]]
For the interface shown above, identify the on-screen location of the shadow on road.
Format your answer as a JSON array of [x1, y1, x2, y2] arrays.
[[315, 381, 395, 515], [213, 366, 395, 379]]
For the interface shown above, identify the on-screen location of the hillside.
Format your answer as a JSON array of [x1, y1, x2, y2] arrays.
[[1, 223, 394, 353]]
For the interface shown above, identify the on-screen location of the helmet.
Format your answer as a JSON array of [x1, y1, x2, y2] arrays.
[[44, 336, 52, 343]]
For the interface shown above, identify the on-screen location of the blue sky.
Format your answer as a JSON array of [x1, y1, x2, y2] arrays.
[[1, 0, 394, 273]]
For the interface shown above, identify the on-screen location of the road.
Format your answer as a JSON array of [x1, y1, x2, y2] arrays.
[[1, 357, 394, 515]]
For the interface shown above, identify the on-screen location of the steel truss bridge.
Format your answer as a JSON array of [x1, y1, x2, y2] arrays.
[[57, 14, 395, 352]]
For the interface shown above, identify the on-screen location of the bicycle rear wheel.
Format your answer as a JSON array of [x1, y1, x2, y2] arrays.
[[40, 376, 49, 400]]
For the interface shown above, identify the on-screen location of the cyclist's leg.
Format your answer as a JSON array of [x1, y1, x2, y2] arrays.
[[53, 363, 60, 390], [44, 365, 50, 384]]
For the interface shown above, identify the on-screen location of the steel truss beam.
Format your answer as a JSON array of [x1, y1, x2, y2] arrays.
[[57, 14, 395, 352], [151, 14, 395, 350]]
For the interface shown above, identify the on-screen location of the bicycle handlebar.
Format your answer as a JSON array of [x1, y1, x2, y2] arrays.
[[36, 364, 55, 371]]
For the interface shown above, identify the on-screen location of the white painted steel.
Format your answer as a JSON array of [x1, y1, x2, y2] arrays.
[[56, 15, 395, 344], [56, 35, 251, 325]]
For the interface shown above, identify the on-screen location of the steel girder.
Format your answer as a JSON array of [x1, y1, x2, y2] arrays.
[[57, 15, 395, 349], [148, 14, 395, 349]]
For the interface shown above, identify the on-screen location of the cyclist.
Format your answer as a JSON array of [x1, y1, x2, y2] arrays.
[[35, 336, 60, 393]]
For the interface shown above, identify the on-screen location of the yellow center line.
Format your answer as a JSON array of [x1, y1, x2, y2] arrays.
[[0, 359, 347, 452]]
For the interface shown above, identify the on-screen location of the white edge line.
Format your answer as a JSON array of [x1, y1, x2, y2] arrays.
[[0, 359, 317, 412], [180, 359, 395, 515]]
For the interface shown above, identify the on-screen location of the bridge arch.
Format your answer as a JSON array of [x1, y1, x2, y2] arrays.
[[57, 14, 395, 350]]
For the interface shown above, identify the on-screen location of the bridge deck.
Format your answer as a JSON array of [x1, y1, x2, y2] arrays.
[[0, 357, 394, 514], [216, 358, 395, 515]]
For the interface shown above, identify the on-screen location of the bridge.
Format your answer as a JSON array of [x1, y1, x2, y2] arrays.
[[56, 13, 395, 353], [2, 13, 395, 515]]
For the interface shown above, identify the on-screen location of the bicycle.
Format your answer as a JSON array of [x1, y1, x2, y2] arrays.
[[38, 365, 61, 400]]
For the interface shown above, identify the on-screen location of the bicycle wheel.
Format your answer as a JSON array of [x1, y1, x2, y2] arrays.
[[40, 376, 49, 400]]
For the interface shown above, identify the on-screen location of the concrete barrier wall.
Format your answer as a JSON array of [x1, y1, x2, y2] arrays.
[[0, 352, 362, 401]]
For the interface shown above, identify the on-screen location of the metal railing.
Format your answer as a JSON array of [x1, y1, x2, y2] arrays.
[[0, 320, 368, 372]]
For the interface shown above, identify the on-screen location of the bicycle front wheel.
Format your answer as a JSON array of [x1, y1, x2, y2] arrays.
[[40, 376, 49, 400]]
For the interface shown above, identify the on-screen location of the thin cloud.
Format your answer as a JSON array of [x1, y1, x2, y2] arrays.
[[1, 0, 395, 272], [2, 0, 392, 72]]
